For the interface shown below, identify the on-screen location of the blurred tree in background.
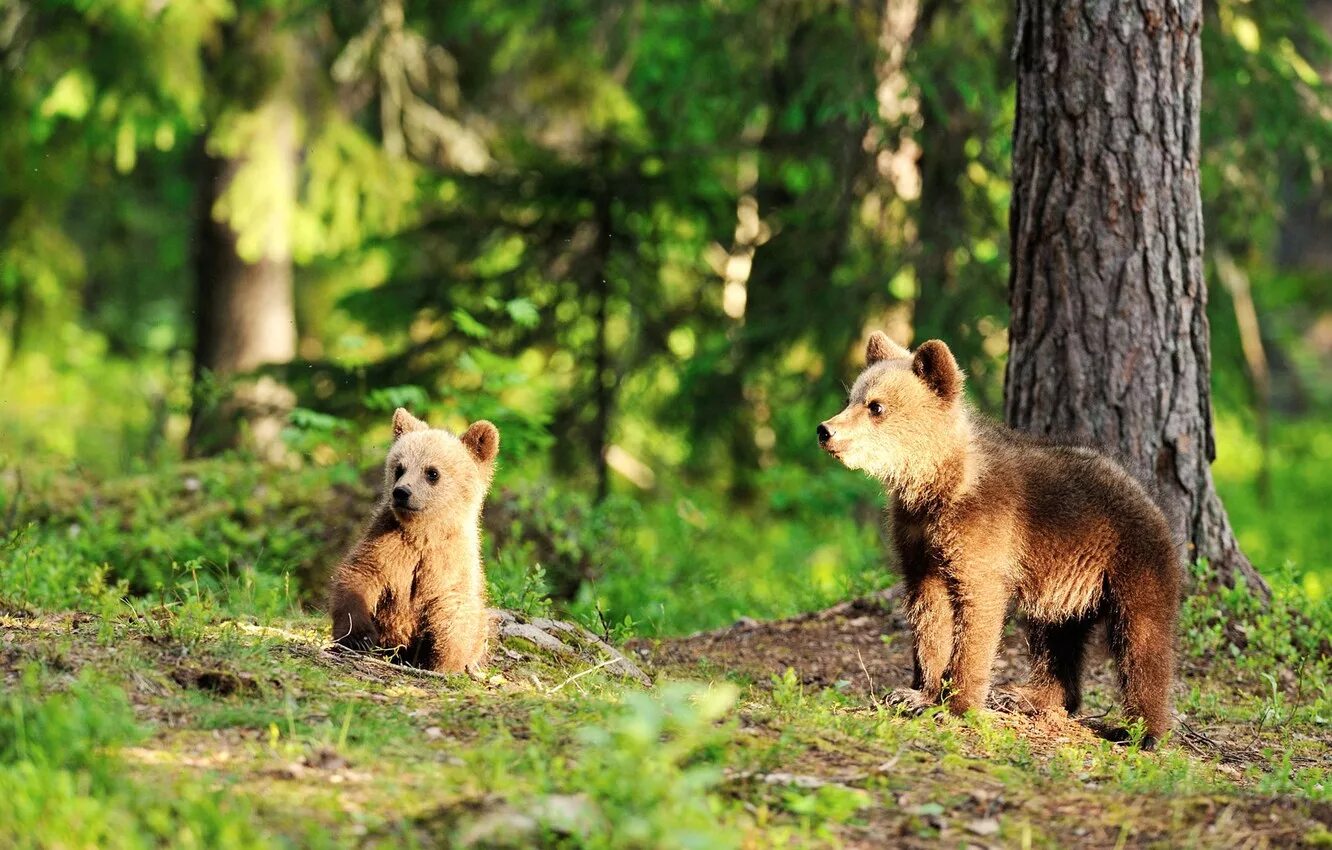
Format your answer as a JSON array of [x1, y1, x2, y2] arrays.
[[1, 0, 1330, 616]]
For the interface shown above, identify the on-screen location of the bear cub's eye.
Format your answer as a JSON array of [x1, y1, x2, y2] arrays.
[[394, 464, 406, 479], [868, 401, 884, 416], [425, 467, 440, 484]]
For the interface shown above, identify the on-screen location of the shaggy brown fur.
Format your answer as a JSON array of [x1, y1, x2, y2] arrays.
[[329, 408, 499, 674], [819, 333, 1181, 747]]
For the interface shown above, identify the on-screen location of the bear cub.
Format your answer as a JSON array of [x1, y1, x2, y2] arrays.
[[330, 407, 499, 674], [819, 332, 1181, 747]]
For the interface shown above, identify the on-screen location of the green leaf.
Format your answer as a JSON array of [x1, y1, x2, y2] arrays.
[[364, 385, 431, 413], [451, 308, 490, 339], [505, 297, 540, 328], [39, 70, 94, 121]]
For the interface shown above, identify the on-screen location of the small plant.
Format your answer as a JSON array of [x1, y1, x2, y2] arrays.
[[771, 667, 807, 717], [487, 556, 554, 618], [535, 682, 747, 849]]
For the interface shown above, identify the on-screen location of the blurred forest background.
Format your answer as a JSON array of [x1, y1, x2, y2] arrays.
[[2, 0, 1331, 635]]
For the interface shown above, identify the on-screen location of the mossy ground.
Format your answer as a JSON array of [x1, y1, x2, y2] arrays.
[[2, 593, 1328, 849]]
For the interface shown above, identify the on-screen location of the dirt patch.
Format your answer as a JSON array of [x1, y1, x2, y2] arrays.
[[633, 592, 909, 693], [169, 664, 270, 697], [839, 791, 1332, 850], [635, 591, 1332, 770], [634, 589, 1083, 698]]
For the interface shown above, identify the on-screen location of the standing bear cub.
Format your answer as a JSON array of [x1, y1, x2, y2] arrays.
[[330, 408, 499, 674], [819, 333, 1181, 747]]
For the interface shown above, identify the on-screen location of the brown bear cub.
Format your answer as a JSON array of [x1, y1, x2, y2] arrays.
[[819, 333, 1181, 747], [330, 408, 499, 675]]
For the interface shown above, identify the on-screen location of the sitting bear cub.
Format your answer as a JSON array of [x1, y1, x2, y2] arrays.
[[330, 407, 499, 674]]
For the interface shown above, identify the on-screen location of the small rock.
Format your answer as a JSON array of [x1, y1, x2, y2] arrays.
[[906, 803, 945, 817], [425, 726, 444, 740], [275, 762, 307, 780], [303, 747, 349, 771], [966, 818, 1001, 837], [455, 794, 602, 847]]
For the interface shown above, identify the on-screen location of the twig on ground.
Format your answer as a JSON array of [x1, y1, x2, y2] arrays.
[[856, 648, 878, 706], [320, 644, 458, 682], [548, 656, 620, 694], [234, 622, 322, 644]]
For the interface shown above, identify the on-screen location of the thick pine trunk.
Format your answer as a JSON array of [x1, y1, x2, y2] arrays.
[[187, 97, 297, 460], [1004, 0, 1269, 597]]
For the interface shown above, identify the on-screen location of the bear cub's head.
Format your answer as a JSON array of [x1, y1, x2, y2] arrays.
[[384, 408, 500, 526], [817, 331, 965, 486]]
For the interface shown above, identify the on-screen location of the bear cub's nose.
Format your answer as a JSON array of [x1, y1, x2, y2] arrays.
[[392, 485, 412, 506], [816, 423, 833, 445]]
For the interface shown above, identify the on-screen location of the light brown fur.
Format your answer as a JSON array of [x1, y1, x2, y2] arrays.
[[329, 408, 499, 674], [819, 333, 1181, 746]]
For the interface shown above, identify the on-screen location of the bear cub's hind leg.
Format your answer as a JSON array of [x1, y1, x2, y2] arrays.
[[1010, 615, 1097, 715], [1107, 600, 1175, 749]]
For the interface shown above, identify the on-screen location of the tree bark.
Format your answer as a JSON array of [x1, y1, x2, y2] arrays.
[[187, 96, 298, 460], [1004, 0, 1269, 597]]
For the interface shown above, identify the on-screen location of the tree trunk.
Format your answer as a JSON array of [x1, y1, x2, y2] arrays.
[[911, 70, 967, 358], [1004, 0, 1269, 597], [1276, 0, 1332, 274], [591, 157, 614, 503], [187, 96, 298, 460]]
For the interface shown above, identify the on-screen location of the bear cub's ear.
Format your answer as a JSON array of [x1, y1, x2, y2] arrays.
[[910, 340, 963, 402], [865, 330, 911, 365], [393, 408, 429, 439], [461, 420, 500, 464]]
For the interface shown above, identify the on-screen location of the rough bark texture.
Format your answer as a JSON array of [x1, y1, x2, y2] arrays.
[[1004, 0, 1269, 596], [187, 97, 297, 460]]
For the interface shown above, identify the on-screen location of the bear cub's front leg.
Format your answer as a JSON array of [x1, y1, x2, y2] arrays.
[[329, 565, 385, 652], [890, 571, 955, 712]]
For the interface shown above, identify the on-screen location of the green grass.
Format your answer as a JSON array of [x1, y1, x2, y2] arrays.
[[0, 596, 1327, 849]]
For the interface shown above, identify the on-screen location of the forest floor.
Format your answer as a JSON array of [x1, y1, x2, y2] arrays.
[[2, 594, 1330, 849]]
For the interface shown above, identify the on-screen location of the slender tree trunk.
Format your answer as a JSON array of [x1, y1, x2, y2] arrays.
[[1276, 0, 1332, 273], [591, 163, 613, 503], [1005, 0, 1269, 597], [912, 76, 967, 351], [187, 95, 298, 460]]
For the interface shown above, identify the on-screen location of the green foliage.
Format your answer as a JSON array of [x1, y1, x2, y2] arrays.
[[1181, 557, 1332, 676], [1211, 413, 1332, 599], [0, 670, 284, 850], [0, 670, 141, 779], [1, 524, 129, 616], [554, 683, 745, 849], [0, 459, 364, 612]]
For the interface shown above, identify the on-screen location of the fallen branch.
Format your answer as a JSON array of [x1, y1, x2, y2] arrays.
[[548, 657, 621, 694]]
